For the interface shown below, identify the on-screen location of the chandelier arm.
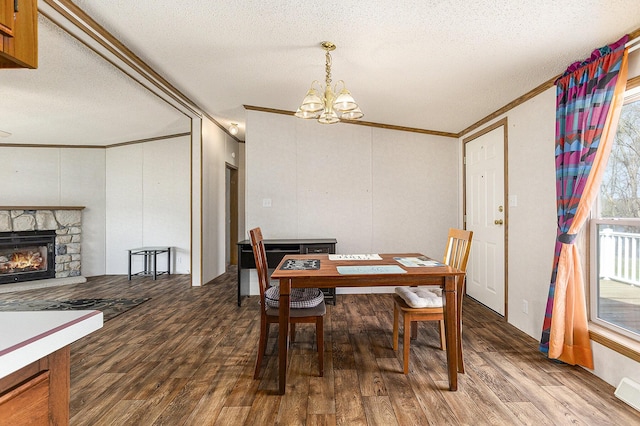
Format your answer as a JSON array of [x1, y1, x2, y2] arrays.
[[309, 80, 322, 91]]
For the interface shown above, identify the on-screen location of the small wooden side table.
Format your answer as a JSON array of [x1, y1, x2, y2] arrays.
[[128, 247, 171, 280]]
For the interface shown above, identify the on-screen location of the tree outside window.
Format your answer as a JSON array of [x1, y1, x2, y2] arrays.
[[601, 97, 640, 218]]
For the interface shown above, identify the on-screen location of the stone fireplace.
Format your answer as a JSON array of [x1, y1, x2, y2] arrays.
[[0, 207, 84, 286]]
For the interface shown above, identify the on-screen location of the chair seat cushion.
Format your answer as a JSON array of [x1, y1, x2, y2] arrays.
[[266, 299, 326, 317], [265, 286, 325, 309], [395, 286, 443, 308]]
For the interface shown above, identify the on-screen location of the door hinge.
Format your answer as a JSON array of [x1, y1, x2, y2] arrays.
[[14, 0, 18, 13]]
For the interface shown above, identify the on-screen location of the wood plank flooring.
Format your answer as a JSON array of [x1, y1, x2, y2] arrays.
[[2, 269, 639, 425]]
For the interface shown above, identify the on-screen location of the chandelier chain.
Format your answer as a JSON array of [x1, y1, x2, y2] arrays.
[[325, 51, 332, 88]]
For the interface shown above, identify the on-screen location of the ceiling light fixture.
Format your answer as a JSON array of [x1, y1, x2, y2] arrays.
[[295, 41, 363, 124], [229, 123, 239, 135]]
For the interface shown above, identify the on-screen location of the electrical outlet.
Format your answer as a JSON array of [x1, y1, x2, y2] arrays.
[[522, 300, 529, 314]]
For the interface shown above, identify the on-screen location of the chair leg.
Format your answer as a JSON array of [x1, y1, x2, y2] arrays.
[[254, 320, 269, 380], [316, 317, 324, 377], [438, 320, 446, 350], [393, 302, 399, 351], [403, 314, 411, 374], [290, 323, 296, 343], [457, 320, 464, 374], [458, 284, 465, 373], [411, 321, 418, 340]]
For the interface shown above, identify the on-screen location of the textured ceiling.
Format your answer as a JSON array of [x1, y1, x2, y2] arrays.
[[0, 15, 189, 146], [2, 1, 640, 145]]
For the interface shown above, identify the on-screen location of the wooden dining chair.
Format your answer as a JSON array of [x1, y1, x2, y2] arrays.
[[392, 228, 473, 374], [250, 227, 326, 379]]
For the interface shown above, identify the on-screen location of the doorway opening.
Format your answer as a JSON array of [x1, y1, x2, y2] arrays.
[[226, 164, 239, 268]]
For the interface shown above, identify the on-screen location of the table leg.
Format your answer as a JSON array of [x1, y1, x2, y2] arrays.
[[167, 248, 171, 276], [456, 276, 464, 374], [127, 250, 132, 280], [279, 278, 291, 395], [153, 251, 157, 280], [143, 253, 149, 275], [442, 275, 458, 391], [237, 245, 243, 306]]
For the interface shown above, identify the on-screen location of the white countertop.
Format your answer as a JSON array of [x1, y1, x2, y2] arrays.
[[0, 310, 103, 379]]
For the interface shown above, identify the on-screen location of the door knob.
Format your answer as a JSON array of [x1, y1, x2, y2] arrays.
[[494, 219, 504, 225]]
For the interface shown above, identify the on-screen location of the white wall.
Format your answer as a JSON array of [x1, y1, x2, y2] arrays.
[[225, 135, 239, 168], [201, 117, 235, 283], [245, 111, 460, 294], [59, 149, 107, 276], [105, 136, 191, 274], [458, 49, 640, 387], [502, 88, 558, 338], [0, 127, 232, 286], [0, 147, 106, 276], [190, 120, 203, 285]]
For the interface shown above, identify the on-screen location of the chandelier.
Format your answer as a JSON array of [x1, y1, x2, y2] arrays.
[[295, 41, 363, 124]]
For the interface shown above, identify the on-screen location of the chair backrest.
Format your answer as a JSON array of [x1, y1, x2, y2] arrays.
[[443, 228, 473, 272], [249, 227, 270, 303]]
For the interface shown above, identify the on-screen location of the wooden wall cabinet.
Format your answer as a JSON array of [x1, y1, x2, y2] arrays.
[[0, 0, 15, 37], [0, 0, 37, 69]]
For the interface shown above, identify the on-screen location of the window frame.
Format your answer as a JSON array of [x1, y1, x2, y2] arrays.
[[588, 75, 640, 361]]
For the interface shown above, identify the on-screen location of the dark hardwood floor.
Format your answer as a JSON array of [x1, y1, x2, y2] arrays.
[[2, 269, 639, 425]]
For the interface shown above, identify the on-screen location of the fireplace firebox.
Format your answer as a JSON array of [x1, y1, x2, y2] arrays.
[[0, 230, 56, 284]]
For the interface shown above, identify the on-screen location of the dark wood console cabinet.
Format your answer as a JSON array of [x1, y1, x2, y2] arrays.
[[237, 238, 337, 306]]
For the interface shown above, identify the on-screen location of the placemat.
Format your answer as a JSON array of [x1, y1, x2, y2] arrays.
[[394, 256, 444, 267], [280, 259, 320, 270], [329, 254, 382, 260], [337, 265, 406, 275]]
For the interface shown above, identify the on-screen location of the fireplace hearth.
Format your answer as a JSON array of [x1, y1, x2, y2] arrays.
[[0, 231, 56, 284]]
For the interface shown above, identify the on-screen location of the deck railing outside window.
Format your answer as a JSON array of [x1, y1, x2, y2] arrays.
[[590, 218, 640, 339], [599, 226, 640, 285]]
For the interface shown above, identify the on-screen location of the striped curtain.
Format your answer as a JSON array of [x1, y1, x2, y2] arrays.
[[539, 36, 629, 368]]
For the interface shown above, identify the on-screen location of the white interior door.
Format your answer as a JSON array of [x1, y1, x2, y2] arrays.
[[465, 125, 506, 315]]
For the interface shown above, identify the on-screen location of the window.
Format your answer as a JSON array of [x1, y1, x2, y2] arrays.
[[590, 81, 640, 346]]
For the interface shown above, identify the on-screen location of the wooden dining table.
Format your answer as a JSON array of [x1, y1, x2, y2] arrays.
[[271, 253, 466, 395]]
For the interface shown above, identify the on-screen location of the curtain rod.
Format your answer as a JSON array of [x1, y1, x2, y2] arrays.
[[626, 35, 640, 53]]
